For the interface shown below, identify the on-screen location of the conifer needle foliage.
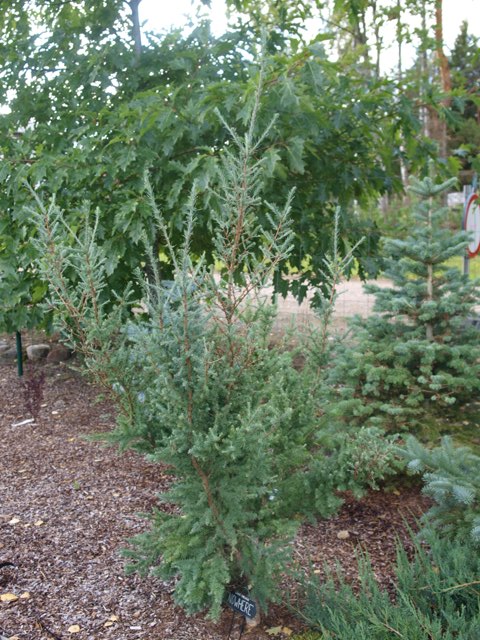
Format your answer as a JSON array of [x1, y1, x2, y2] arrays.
[[402, 435, 480, 546], [330, 175, 480, 431], [293, 426, 480, 638], [31, 81, 396, 618], [294, 531, 480, 639]]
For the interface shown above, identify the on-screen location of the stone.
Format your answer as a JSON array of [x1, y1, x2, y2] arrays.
[[46, 344, 71, 363], [245, 611, 261, 628], [26, 344, 50, 361], [0, 341, 9, 353], [336, 530, 350, 540], [0, 348, 18, 362]]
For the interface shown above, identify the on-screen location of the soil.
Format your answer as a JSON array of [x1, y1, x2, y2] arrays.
[[0, 359, 429, 640]]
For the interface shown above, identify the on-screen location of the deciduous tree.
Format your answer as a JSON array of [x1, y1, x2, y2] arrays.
[[0, 0, 430, 331]]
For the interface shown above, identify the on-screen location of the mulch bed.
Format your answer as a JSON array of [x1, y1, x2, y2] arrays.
[[0, 361, 429, 640]]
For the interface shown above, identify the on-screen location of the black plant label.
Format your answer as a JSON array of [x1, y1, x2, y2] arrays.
[[226, 592, 257, 619]]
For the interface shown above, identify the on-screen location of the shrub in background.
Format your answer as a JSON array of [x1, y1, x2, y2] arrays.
[[329, 175, 480, 431]]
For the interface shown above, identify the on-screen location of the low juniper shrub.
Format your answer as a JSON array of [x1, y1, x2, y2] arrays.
[[294, 530, 480, 639]]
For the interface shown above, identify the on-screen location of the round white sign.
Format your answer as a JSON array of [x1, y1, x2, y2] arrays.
[[464, 194, 480, 258]]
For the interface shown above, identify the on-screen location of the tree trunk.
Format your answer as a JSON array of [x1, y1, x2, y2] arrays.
[[434, 0, 452, 159], [426, 196, 434, 341], [419, 2, 429, 137], [396, 0, 402, 80], [130, 0, 142, 63], [434, 0, 452, 96]]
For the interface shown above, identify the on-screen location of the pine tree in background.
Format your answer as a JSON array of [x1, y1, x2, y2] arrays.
[[449, 21, 480, 175], [330, 175, 480, 431]]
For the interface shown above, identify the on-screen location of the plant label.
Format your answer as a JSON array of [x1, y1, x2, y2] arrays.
[[226, 592, 257, 619]]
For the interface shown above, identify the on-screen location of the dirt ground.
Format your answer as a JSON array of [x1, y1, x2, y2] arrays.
[[0, 357, 428, 640], [0, 278, 431, 640]]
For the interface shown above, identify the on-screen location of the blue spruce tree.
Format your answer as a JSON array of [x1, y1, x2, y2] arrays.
[[331, 176, 480, 431]]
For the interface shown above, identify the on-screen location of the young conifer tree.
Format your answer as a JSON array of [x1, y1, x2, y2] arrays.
[[111, 91, 394, 619], [31, 76, 397, 619], [116, 102, 304, 618], [330, 175, 480, 430]]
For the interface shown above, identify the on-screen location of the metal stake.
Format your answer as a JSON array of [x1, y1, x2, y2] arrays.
[[226, 611, 246, 640], [238, 617, 246, 639], [16, 331, 23, 377], [227, 610, 236, 640]]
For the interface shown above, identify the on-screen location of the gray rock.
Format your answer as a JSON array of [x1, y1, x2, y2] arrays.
[[336, 530, 351, 540], [0, 347, 18, 362], [0, 342, 10, 354], [46, 344, 71, 363], [26, 343, 51, 361]]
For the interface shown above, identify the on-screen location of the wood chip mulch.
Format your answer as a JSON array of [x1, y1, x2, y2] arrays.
[[0, 362, 429, 640]]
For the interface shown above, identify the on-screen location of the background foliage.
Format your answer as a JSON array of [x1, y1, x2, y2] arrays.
[[2, 0, 471, 332]]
